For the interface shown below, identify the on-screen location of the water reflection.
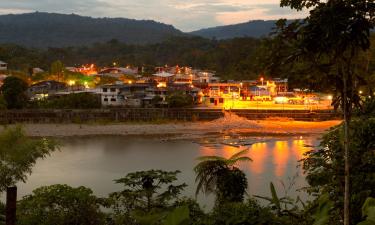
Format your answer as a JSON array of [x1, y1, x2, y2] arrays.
[[11, 135, 317, 206]]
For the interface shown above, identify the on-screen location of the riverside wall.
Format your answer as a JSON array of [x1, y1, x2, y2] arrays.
[[0, 108, 340, 124]]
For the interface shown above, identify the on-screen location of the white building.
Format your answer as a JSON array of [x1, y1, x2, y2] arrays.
[[0, 61, 7, 71], [193, 71, 220, 83], [101, 84, 127, 107]]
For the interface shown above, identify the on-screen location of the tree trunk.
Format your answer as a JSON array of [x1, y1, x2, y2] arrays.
[[5, 186, 17, 225], [343, 73, 350, 225]]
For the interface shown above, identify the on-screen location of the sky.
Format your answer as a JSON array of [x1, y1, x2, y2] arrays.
[[0, 0, 307, 31]]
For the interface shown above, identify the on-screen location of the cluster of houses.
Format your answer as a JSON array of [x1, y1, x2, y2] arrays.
[[1, 61, 328, 108]]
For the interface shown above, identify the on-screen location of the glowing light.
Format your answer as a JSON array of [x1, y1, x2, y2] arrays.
[[157, 82, 167, 88], [327, 95, 333, 100], [273, 141, 289, 177], [128, 80, 133, 84], [113, 62, 117, 66], [68, 80, 76, 86], [359, 90, 363, 94], [274, 96, 289, 104], [260, 77, 264, 81], [84, 81, 89, 89], [248, 142, 268, 174]]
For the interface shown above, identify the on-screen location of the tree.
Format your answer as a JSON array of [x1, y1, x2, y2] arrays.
[[0, 76, 28, 109], [16, 184, 106, 225], [109, 170, 187, 224], [194, 149, 251, 204], [0, 95, 6, 110], [50, 60, 65, 82], [270, 1, 375, 224], [167, 92, 193, 108], [302, 119, 375, 224], [0, 126, 58, 225]]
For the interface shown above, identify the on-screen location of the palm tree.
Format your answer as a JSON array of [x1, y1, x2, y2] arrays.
[[194, 148, 252, 203]]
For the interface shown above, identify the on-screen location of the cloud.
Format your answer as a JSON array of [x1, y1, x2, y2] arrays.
[[0, 0, 307, 31]]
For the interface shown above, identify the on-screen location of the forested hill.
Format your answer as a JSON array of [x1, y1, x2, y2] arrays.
[[190, 20, 280, 39], [0, 12, 184, 48]]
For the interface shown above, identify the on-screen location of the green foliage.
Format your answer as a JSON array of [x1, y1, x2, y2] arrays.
[[17, 184, 106, 225], [109, 170, 187, 224], [167, 92, 193, 108], [312, 194, 334, 225], [50, 60, 64, 81], [0, 76, 28, 109], [302, 119, 375, 224], [0, 202, 4, 225], [0, 126, 59, 192], [163, 206, 190, 225], [0, 95, 6, 110], [194, 149, 251, 204], [206, 199, 280, 225], [358, 197, 375, 225], [37, 93, 101, 109]]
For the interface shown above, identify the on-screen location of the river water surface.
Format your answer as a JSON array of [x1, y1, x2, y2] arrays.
[[14, 135, 319, 208]]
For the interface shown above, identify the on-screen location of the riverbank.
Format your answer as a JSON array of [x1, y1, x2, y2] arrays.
[[0, 114, 341, 139]]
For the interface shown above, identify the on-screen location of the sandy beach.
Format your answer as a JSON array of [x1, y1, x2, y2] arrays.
[[0, 114, 341, 139]]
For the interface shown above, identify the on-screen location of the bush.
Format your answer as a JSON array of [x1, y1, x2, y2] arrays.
[[17, 184, 106, 225], [0, 76, 28, 109], [207, 199, 280, 225], [37, 93, 101, 109], [167, 92, 193, 108], [0, 95, 6, 110]]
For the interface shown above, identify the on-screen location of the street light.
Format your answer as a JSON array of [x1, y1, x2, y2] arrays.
[[260, 77, 264, 86]]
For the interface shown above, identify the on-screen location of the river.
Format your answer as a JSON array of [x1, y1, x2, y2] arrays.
[[13, 135, 319, 208]]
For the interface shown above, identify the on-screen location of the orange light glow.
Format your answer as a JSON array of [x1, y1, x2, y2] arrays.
[[157, 82, 167, 88], [248, 142, 268, 174], [273, 141, 289, 177]]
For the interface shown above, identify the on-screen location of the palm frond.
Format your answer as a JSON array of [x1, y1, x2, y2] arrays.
[[196, 155, 226, 162], [229, 148, 250, 161]]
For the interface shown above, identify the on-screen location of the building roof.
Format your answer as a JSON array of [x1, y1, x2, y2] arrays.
[[153, 71, 175, 78], [0, 60, 7, 64]]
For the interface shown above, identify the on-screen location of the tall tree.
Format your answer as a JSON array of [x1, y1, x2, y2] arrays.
[[272, 1, 375, 224], [50, 60, 64, 82], [0, 76, 28, 109], [0, 126, 59, 224]]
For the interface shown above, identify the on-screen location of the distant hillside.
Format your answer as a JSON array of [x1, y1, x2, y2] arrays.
[[0, 12, 184, 48], [190, 20, 280, 39]]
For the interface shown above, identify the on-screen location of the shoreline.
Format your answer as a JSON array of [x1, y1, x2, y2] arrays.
[[0, 116, 342, 139]]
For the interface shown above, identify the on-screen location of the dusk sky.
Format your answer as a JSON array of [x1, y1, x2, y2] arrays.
[[0, 0, 307, 31]]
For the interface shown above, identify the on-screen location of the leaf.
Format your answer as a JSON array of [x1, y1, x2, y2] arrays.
[[163, 206, 190, 225], [270, 182, 281, 209], [312, 193, 333, 225], [358, 197, 375, 225]]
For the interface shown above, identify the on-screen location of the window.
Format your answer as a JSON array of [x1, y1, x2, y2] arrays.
[[219, 98, 224, 103], [210, 98, 214, 103], [103, 88, 108, 92], [110, 88, 116, 92], [104, 98, 108, 102], [110, 98, 116, 102]]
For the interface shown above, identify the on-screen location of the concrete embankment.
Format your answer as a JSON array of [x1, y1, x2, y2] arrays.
[[0, 108, 340, 124]]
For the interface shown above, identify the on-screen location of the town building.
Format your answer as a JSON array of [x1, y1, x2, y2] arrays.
[[27, 80, 67, 100], [0, 61, 7, 71]]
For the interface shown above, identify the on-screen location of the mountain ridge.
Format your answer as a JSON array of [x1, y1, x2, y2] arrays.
[[0, 12, 184, 48], [0, 12, 283, 48], [190, 20, 280, 39]]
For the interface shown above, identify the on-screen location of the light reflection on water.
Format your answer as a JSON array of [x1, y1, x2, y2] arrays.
[[9, 135, 318, 207]]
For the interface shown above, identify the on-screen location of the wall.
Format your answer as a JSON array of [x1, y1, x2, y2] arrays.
[[0, 108, 340, 124]]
